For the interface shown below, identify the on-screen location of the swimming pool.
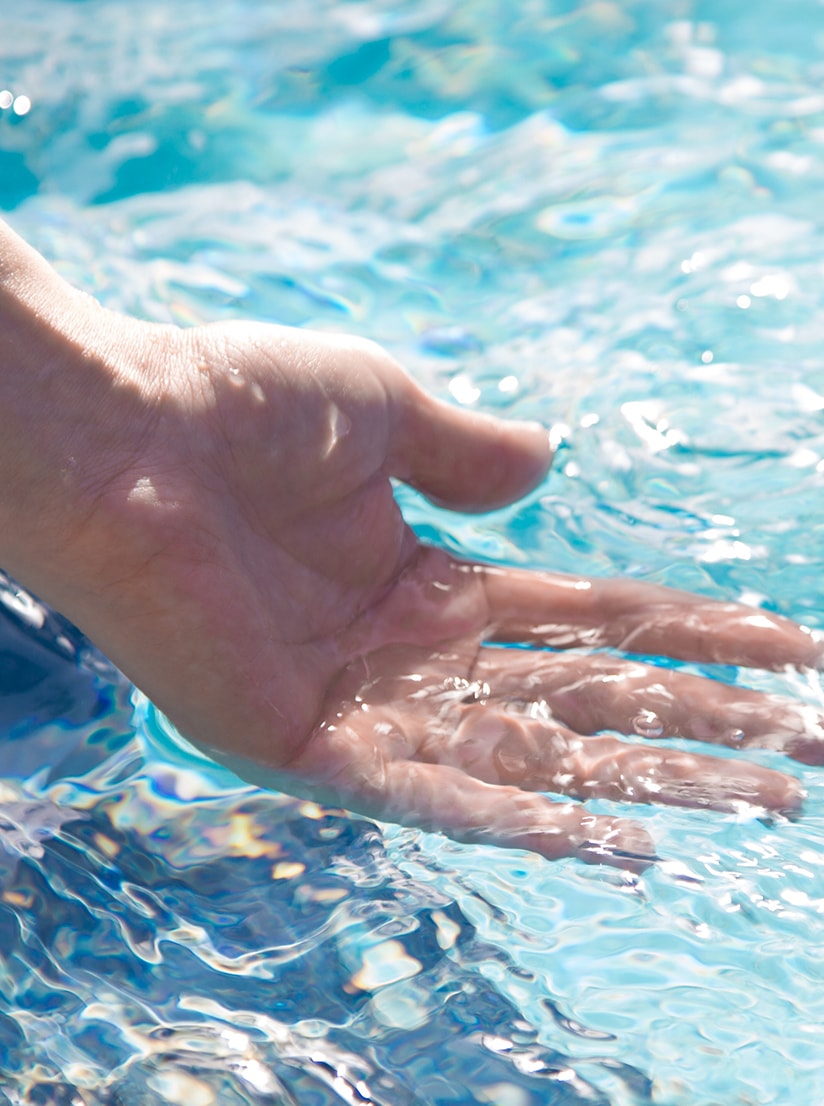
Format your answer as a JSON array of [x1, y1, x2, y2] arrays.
[[3, 0, 824, 1100]]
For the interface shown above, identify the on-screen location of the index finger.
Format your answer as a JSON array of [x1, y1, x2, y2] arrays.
[[478, 565, 823, 670]]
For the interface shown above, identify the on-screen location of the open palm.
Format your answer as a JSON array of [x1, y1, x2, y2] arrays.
[[62, 318, 824, 871]]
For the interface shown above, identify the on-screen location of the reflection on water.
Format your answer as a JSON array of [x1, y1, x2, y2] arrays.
[[0, 578, 650, 1103], [4, 0, 824, 1101]]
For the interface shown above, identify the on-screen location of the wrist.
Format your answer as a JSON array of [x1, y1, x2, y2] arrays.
[[0, 219, 171, 600]]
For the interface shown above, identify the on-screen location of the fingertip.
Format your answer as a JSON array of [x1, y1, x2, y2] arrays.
[[776, 775, 806, 820], [786, 729, 824, 766], [742, 765, 805, 820], [528, 806, 658, 873], [465, 413, 555, 509], [575, 818, 658, 874], [392, 390, 555, 513], [803, 627, 824, 670]]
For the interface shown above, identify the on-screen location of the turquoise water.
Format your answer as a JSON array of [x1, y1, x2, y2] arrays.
[[3, 0, 824, 1101]]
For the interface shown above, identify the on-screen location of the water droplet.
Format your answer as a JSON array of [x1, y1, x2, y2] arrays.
[[728, 728, 745, 744], [633, 709, 664, 738]]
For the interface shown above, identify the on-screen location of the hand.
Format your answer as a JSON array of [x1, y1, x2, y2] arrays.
[[12, 305, 824, 871]]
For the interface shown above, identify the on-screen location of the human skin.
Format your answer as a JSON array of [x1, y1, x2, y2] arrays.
[[1, 217, 822, 871]]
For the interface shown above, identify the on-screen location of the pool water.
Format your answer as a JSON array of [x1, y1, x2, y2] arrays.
[[3, 0, 824, 1101]]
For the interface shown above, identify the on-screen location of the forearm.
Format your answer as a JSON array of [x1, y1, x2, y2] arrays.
[[0, 219, 161, 601]]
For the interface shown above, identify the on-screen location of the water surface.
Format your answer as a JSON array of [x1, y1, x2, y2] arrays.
[[3, 1, 824, 1101]]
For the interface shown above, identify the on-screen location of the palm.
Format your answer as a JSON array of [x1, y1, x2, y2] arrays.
[[80, 320, 824, 871]]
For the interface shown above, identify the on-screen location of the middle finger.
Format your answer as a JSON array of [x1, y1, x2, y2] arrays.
[[473, 648, 824, 764]]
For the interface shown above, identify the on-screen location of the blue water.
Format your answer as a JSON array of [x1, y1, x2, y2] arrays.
[[3, 0, 824, 1101]]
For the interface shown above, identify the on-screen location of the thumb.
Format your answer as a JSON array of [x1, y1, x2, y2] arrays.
[[389, 379, 554, 513]]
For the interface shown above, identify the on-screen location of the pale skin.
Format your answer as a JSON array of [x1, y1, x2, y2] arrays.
[[1, 218, 822, 871]]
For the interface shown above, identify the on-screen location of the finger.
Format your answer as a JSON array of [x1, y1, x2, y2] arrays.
[[479, 567, 823, 670], [289, 718, 655, 872], [375, 758, 659, 872], [475, 649, 824, 764], [387, 374, 553, 512], [439, 705, 804, 817]]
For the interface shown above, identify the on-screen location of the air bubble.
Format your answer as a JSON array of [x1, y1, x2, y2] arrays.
[[633, 710, 664, 738]]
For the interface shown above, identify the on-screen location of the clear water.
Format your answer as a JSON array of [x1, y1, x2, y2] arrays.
[[3, 0, 824, 1101]]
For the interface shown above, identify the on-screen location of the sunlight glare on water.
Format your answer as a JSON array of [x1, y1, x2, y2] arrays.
[[3, 0, 824, 1102]]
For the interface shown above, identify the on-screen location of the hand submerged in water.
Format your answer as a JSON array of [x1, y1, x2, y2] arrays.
[[2, 222, 822, 870]]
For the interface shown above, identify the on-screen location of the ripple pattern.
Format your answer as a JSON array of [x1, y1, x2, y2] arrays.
[[4, 1, 824, 1101]]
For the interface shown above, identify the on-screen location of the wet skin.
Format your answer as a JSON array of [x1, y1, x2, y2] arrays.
[[1, 219, 822, 871]]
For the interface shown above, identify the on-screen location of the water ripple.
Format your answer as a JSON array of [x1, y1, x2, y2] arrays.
[[6, 1, 824, 1101]]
